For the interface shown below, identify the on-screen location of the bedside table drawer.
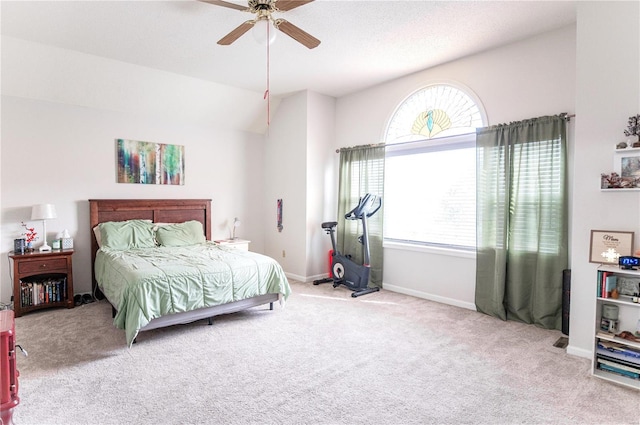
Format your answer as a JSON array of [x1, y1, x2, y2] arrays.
[[18, 258, 67, 274]]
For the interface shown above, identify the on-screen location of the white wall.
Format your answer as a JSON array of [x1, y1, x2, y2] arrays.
[[569, 1, 640, 358], [0, 39, 268, 301], [263, 91, 308, 279], [1, 37, 273, 134], [306, 91, 336, 280], [334, 26, 576, 310], [264, 90, 337, 282]]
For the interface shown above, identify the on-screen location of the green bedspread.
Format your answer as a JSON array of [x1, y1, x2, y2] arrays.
[[95, 242, 291, 346]]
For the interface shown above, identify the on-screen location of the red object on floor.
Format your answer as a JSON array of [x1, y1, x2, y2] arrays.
[[0, 310, 19, 425], [328, 250, 333, 276]]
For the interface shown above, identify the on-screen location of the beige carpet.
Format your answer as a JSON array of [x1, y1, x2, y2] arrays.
[[10, 281, 639, 425]]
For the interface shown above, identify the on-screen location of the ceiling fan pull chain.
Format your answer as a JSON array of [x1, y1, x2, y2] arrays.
[[265, 22, 271, 126]]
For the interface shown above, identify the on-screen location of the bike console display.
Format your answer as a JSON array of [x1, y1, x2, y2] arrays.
[[345, 193, 382, 220]]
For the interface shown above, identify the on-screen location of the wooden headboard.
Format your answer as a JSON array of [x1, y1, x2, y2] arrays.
[[89, 199, 212, 295]]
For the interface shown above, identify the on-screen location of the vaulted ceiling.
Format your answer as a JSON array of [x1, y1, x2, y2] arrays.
[[2, 1, 577, 98]]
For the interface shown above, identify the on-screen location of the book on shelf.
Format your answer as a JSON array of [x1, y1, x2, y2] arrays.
[[597, 362, 640, 380], [597, 270, 618, 298], [597, 355, 640, 373], [598, 352, 640, 370], [20, 277, 67, 307], [597, 340, 640, 364], [605, 275, 618, 297]]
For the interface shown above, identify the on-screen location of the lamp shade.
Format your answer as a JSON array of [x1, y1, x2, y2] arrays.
[[252, 19, 277, 45], [31, 204, 57, 220]]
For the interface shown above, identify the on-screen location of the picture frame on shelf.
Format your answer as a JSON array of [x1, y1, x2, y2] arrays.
[[611, 149, 640, 188], [589, 230, 634, 264], [616, 276, 640, 296]]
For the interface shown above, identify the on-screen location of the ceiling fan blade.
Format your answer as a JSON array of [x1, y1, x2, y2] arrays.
[[218, 21, 254, 45], [198, 0, 248, 11], [275, 0, 314, 12], [274, 19, 320, 49]]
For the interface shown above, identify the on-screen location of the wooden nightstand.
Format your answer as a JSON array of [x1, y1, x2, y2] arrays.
[[8, 250, 74, 317], [214, 239, 251, 251]]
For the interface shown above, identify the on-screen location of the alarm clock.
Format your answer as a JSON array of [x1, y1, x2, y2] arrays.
[[618, 256, 640, 269]]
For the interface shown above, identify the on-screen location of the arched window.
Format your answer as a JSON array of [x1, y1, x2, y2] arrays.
[[386, 84, 484, 142], [383, 84, 486, 249]]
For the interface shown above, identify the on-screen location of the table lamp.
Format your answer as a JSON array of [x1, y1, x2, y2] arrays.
[[232, 217, 241, 240], [31, 204, 57, 252]]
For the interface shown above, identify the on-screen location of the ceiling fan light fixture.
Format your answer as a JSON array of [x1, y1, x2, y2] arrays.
[[205, 0, 319, 49], [251, 18, 277, 45]]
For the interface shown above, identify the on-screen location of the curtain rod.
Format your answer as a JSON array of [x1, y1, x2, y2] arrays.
[[335, 142, 385, 154], [335, 113, 575, 153]]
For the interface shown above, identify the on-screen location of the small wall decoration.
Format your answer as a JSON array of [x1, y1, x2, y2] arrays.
[[624, 114, 640, 145], [589, 230, 634, 263], [116, 139, 185, 185], [277, 198, 283, 232]]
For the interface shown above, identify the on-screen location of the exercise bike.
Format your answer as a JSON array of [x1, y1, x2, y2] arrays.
[[313, 193, 382, 297]]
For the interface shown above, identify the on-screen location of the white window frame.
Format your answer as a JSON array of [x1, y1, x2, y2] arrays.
[[382, 83, 487, 252]]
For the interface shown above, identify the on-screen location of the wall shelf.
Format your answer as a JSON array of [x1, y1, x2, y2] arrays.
[[615, 147, 640, 152], [601, 145, 640, 190]]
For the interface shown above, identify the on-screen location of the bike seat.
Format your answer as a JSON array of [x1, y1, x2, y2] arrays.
[[321, 221, 338, 229]]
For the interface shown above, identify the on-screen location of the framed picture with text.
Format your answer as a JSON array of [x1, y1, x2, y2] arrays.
[[589, 230, 634, 264]]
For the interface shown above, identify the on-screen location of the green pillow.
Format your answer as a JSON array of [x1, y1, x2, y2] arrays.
[[99, 220, 156, 250], [155, 221, 206, 247]]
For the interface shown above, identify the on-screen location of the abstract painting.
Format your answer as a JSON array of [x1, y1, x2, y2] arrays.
[[116, 139, 185, 185]]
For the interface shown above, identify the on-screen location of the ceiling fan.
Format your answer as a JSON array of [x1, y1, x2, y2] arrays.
[[199, 0, 320, 49]]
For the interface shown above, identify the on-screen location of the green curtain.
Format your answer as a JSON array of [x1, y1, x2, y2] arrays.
[[475, 115, 568, 330], [337, 146, 385, 288]]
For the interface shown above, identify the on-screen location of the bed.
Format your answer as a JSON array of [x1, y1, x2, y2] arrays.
[[89, 199, 290, 346]]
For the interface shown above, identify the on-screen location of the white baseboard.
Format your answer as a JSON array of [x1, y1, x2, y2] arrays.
[[285, 272, 328, 283], [383, 283, 477, 311], [566, 344, 592, 360]]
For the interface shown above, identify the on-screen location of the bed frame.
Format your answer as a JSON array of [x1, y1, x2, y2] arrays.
[[88, 199, 278, 336]]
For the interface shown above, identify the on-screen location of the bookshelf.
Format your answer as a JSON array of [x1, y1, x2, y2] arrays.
[[593, 265, 640, 390]]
